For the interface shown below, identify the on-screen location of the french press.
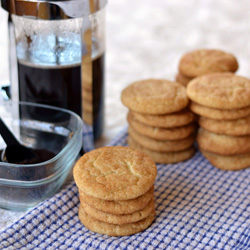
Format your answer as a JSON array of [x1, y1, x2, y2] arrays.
[[1, 0, 107, 141]]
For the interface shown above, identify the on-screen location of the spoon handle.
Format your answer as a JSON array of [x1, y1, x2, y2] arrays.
[[0, 117, 20, 146]]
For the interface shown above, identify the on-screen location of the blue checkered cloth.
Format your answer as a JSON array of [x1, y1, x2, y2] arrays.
[[0, 127, 250, 250]]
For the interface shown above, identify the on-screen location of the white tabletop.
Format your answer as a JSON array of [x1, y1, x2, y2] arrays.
[[0, 0, 250, 230]]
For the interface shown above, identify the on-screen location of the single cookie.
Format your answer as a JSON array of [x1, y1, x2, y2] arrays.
[[121, 79, 189, 115], [81, 198, 154, 225], [79, 186, 154, 215], [176, 72, 193, 86], [197, 128, 250, 155], [79, 205, 156, 236], [179, 49, 238, 78], [199, 115, 250, 136], [187, 73, 250, 109], [128, 136, 195, 164], [73, 146, 157, 200], [190, 102, 250, 120], [127, 112, 196, 141], [200, 148, 250, 171], [128, 126, 195, 152], [130, 109, 195, 128]]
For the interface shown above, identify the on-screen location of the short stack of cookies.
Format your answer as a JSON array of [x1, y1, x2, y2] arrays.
[[121, 79, 196, 164], [73, 146, 157, 236], [176, 49, 238, 87], [187, 73, 250, 170]]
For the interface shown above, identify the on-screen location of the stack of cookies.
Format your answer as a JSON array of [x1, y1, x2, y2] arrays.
[[82, 29, 93, 125], [176, 49, 238, 87], [82, 64, 93, 125], [121, 79, 196, 164], [73, 146, 157, 236], [187, 73, 250, 170]]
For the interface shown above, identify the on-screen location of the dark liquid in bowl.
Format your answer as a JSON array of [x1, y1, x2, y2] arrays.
[[0, 148, 56, 182], [0, 148, 55, 165]]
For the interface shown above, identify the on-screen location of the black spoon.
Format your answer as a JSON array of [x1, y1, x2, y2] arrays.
[[0, 117, 38, 164]]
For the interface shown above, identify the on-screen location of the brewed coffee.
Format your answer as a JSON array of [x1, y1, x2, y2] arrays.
[[18, 54, 105, 139], [18, 62, 82, 115]]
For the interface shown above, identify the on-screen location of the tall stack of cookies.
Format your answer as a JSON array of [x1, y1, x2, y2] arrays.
[[121, 79, 196, 164], [73, 146, 157, 236], [187, 73, 250, 170], [176, 49, 238, 87]]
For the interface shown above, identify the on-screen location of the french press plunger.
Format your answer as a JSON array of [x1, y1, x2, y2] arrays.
[[1, 0, 107, 141]]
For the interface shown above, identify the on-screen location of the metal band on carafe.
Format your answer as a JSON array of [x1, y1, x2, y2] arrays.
[[1, 0, 107, 19]]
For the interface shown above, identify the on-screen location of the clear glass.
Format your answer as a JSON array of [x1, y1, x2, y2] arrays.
[[0, 101, 83, 211], [81, 9, 106, 140], [10, 8, 106, 142]]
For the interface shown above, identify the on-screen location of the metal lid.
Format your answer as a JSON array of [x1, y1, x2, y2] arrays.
[[1, 0, 107, 19]]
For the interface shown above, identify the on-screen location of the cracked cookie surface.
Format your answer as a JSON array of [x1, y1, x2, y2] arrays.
[[179, 49, 238, 78], [73, 146, 157, 200], [121, 79, 188, 114], [187, 73, 250, 109]]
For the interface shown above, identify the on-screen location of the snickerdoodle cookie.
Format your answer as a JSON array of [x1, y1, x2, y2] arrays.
[[121, 79, 188, 115], [190, 102, 250, 120], [79, 186, 154, 215], [197, 128, 250, 155], [187, 73, 250, 109], [128, 136, 195, 164], [73, 146, 157, 200], [81, 198, 154, 225], [129, 126, 195, 152], [130, 109, 195, 128], [199, 115, 250, 136], [179, 49, 238, 78], [127, 112, 196, 140], [79, 205, 156, 236], [200, 149, 250, 171]]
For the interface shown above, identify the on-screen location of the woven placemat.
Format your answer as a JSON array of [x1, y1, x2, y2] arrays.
[[0, 128, 249, 250]]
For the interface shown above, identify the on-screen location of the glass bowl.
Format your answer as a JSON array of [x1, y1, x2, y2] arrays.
[[0, 101, 83, 211]]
